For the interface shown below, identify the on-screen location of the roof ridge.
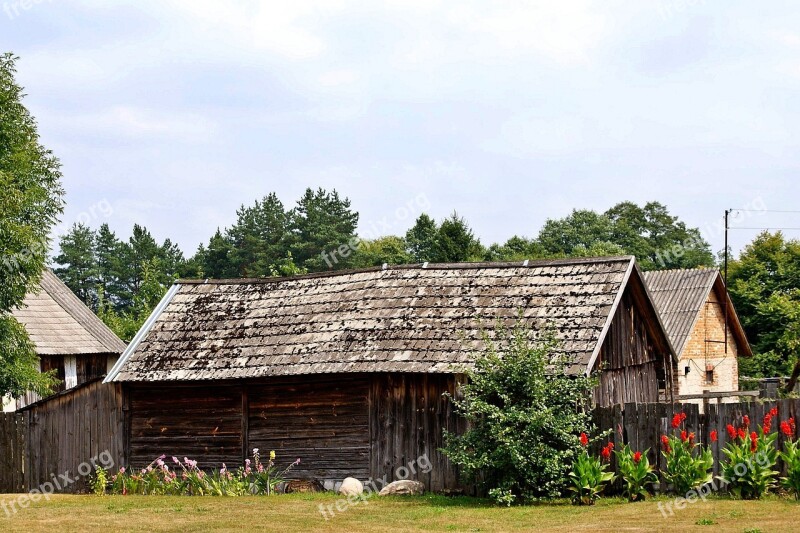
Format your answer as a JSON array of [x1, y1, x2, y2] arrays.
[[40, 270, 127, 353], [178, 255, 635, 285]]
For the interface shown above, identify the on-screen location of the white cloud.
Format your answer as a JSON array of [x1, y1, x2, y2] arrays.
[[43, 106, 217, 143]]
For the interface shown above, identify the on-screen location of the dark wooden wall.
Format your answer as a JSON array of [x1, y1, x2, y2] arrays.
[[248, 375, 370, 480], [0, 412, 25, 492], [128, 384, 242, 468], [369, 373, 464, 492], [125, 373, 463, 490], [594, 290, 663, 406], [0, 379, 125, 493]]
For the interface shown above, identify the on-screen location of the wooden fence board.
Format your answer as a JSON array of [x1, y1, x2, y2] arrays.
[[0, 379, 123, 493]]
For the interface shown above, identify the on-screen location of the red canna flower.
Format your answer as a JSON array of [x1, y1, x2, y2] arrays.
[[671, 413, 682, 429], [737, 427, 746, 440], [710, 430, 718, 443], [661, 435, 671, 453], [750, 431, 758, 453], [688, 432, 696, 446], [781, 420, 793, 438], [680, 430, 688, 442], [763, 413, 773, 434], [770, 407, 778, 418], [726, 424, 737, 440], [600, 442, 613, 461], [580, 433, 589, 447], [633, 451, 642, 464], [743, 415, 750, 428]]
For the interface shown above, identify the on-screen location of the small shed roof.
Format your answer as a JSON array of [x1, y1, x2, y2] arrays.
[[108, 256, 671, 382], [12, 270, 127, 356], [643, 268, 752, 357]]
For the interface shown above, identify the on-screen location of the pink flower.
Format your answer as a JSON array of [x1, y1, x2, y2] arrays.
[[119, 467, 126, 474], [172, 457, 179, 464]]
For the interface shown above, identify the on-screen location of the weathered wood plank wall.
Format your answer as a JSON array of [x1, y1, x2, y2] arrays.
[[21, 379, 124, 493], [125, 373, 464, 490], [0, 380, 125, 493], [0, 412, 25, 493], [249, 375, 370, 481], [128, 384, 242, 468], [369, 373, 465, 492], [594, 290, 663, 406]]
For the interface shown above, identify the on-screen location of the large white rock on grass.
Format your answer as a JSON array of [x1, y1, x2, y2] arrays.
[[379, 480, 425, 496], [338, 477, 364, 496]]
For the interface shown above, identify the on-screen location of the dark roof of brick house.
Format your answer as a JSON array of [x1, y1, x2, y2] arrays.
[[108, 256, 673, 382], [643, 268, 752, 358], [12, 270, 127, 356]]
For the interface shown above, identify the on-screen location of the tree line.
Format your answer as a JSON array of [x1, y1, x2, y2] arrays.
[[53, 190, 718, 342]]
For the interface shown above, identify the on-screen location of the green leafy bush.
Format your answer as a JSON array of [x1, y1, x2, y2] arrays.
[[719, 411, 779, 500], [615, 445, 657, 502], [442, 323, 601, 504], [661, 412, 713, 495]]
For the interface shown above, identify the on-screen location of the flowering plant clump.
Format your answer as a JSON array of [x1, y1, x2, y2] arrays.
[[719, 409, 779, 500], [661, 412, 713, 495], [105, 450, 300, 496], [615, 445, 657, 502], [568, 435, 615, 506], [779, 417, 800, 499]]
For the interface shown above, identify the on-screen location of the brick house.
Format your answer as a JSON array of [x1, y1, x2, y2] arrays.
[[643, 268, 751, 403]]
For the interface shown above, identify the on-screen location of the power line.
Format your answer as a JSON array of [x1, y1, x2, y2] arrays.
[[727, 209, 800, 214], [729, 227, 800, 231]]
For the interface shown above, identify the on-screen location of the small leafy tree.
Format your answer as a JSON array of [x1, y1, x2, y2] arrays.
[[442, 322, 600, 504]]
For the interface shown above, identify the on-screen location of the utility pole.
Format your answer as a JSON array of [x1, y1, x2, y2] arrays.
[[724, 209, 730, 354]]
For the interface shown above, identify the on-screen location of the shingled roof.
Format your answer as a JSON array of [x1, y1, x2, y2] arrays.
[[12, 270, 127, 356], [107, 256, 669, 382], [643, 268, 751, 357]]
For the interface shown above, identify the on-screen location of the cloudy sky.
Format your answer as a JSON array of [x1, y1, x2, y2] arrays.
[[2, 0, 799, 257]]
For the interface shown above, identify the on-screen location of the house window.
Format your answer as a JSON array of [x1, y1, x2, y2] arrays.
[[705, 367, 714, 384]]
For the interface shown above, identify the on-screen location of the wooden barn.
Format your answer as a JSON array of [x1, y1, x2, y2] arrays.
[[105, 256, 676, 491], [643, 268, 751, 403], [3, 270, 127, 412]]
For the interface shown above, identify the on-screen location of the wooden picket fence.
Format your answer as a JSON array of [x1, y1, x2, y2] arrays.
[[594, 399, 800, 482], [0, 379, 124, 493]]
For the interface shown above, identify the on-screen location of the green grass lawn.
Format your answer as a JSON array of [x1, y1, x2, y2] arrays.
[[0, 493, 795, 532]]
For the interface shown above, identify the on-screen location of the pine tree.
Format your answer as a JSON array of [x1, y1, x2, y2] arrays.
[[53, 223, 98, 307]]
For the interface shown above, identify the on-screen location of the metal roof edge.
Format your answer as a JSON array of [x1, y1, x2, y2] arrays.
[[104, 283, 181, 383]]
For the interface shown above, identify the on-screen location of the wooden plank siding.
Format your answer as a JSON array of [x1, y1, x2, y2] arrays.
[[128, 384, 242, 468], [248, 375, 370, 481], [594, 283, 669, 406], [15, 379, 123, 493], [125, 373, 464, 489], [369, 373, 465, 492]]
